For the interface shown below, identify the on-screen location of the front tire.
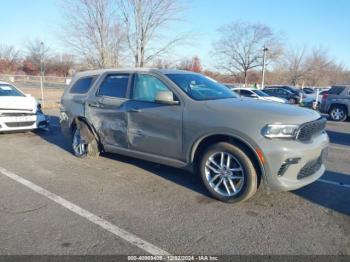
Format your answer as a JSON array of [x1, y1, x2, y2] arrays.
[[329, 105, 347, 122], [198, 142, 258, 203]]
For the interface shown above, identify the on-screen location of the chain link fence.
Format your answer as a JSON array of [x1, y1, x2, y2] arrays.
[[0, 74, 72, 108]]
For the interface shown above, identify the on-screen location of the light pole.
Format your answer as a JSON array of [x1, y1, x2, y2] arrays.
[[261, 46, 269, 90], [40, 42, 45, 107]]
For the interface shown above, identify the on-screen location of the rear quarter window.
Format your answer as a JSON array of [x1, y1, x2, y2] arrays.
[[70, 76, 97, 94], [328, 86, 345, 95]]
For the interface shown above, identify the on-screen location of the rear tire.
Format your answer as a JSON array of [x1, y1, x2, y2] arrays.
[[72, 122, 100, 158], [329, 105, 347, 122], [198, 142, 258, 203], [288, 98, 297, 104]]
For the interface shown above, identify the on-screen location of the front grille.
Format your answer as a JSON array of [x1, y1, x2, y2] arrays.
[[296, 118, 326, 142], [0, 113, 35, 117], [5, 121, 35, 128], [297, 151, 326, 180]]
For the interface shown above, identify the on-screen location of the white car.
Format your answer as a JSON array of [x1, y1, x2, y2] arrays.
[[0, 81, 49, 132], [232, 88, 287, 103]]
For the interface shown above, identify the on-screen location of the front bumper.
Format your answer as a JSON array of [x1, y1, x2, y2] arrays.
[[0, 113, 49, 132], [260, 131, 329, 191]]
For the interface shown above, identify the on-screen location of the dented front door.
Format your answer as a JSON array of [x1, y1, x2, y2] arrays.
[[125, 100, 183, 160], [125, 73, 183, 160]]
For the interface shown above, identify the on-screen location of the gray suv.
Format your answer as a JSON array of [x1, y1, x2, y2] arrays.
[[60, 69, 329, 203], [320, 85, 350, 122]]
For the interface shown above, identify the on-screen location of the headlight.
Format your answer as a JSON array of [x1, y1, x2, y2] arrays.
[[263, 124, 299, 138]]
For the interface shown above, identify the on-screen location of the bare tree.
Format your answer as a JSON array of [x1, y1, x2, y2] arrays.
[[272, 46, 347, 86], [177, 56, 202, 72], [0, 44, 21, 74], [305, 47, 335, 86], [152, 58, 173, 69], [283, 46, 309, 85], [212, 21, 283, 86], [118, 0, 186, 67], [24, 39, 51, 74], [46, 54, 75, 77], [60, 0, 126, 68], [0, 44, 21, 63]]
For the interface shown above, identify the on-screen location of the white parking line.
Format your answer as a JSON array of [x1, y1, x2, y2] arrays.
[[318, 179, 350, 189], [0, 166, 170, 256]]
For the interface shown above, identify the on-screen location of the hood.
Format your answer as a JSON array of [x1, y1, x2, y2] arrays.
[[0, 96, 38, 112], [205, 97, 321, 125]]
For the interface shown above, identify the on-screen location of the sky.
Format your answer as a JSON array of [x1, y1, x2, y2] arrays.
[[0, 0, 349, 69]]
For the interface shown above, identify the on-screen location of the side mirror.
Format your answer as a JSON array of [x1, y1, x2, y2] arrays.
[[155, 91, 179, 105], [251, 93, 258, 98]]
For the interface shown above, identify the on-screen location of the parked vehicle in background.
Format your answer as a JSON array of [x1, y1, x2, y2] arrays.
[[264, 85, 319, 107], [223, 83, 239, 89], [297, 88, 329, 109], [320, 89, 330, 97], [300, 93, 318, 109], [302, 87, 315, 94], [0, 81, 49, 132], [321, 85, 350, 121], [265, 85, 302, 94], [232, 88, 287, 103], [263, 87, 301, 104], [60, 69, 329, 203]]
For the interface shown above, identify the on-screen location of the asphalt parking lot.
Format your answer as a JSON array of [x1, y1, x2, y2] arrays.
[[0, 109, 349, 256]]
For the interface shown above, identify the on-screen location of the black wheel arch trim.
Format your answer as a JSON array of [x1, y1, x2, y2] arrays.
[[71, 116, 102, 147], [189, 132, 268, 186], [329, 103, 349, 115]]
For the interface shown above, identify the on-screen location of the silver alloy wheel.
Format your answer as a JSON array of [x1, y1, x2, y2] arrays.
[[331, 108, 345, 121], [205, 152, 245, 197], [72, 129, 87, 156]]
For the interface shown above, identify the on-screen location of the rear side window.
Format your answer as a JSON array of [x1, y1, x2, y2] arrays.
[[328, 86, 345, 95], [70, 76, 96, 94], [97, 74, 130, 98]]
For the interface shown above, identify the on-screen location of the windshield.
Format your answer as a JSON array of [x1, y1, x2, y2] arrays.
[[0, 84, 24, 97], [166, 73, 237, 101], [252, 90, 269, 97]]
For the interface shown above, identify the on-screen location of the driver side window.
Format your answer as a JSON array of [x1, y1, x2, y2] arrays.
[[132, 74, 170, 102]]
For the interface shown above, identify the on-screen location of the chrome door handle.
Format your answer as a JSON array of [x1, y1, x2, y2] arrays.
[[88, 103, 102, 108]]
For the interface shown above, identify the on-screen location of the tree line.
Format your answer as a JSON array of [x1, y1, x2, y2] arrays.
[[0, 0, 349, 86]]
